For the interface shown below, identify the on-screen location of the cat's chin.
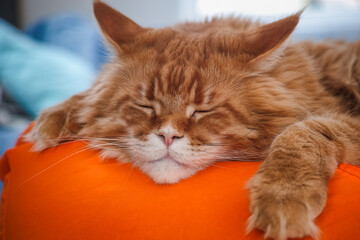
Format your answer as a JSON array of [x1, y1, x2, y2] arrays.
[[139, 158, 199, 184]]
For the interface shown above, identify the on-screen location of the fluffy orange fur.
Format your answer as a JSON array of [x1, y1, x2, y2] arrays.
[[29, 1, 360, 239]]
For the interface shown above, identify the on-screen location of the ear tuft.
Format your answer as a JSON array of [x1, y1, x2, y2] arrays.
[[93, 0, 145, 47], [243, 12, 301, 60]]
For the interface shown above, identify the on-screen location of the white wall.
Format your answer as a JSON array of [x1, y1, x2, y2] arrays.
[[18, 0, 360, 40], [19, 0, 196, 28]]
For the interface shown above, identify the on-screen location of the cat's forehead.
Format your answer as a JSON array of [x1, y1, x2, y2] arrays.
[[116, 29, 243, 109], [134, 71, 217, 106], [150, 35, 209, 67], [124, 53, 237, 111]]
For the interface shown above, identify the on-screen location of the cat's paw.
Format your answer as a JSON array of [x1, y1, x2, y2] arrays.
[[26, 107, 68, 151], [25, 92, 87, 151], [246, 174, 322, 240]]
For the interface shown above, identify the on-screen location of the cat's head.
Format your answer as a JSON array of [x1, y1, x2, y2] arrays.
[[34, 1, 302, 184]]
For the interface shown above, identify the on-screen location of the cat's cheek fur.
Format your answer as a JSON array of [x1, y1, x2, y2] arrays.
[[128, 133, 168, 163], [99, 147, 130, 163], [170, 141, 221, 169]]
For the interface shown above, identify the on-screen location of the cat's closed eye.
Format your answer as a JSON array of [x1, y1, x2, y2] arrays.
[[135, 103, 155, 115], [191, 109, 213, 119]]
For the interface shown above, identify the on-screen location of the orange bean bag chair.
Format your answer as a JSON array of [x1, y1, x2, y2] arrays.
[[1, 125, 360, 240]]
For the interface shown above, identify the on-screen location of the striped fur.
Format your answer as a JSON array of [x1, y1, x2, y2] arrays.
[[29, 1, 360, 239]]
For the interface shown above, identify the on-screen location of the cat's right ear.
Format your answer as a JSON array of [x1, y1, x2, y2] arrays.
[[241, 11, 302, 71], [93, 0, 146, 51], [243, 11, 302, 61]]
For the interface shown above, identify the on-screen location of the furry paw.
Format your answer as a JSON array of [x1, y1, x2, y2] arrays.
[[247, 174, 324, 240], [25, 107, 67, 151], [25, 92, 87, 151]]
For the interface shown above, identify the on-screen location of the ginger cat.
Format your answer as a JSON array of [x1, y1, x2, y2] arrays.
[[29, 1, 360, 239]]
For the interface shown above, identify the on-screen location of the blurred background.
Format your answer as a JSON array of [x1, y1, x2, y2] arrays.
[[1, 0, 360, 156]]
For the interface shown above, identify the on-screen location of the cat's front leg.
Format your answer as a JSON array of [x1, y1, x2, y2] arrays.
[[27, 92, 88, 151], [247, 115, 360, 240]]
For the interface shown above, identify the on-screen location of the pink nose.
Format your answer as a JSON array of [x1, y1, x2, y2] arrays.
[[156, 131, 183, 146]]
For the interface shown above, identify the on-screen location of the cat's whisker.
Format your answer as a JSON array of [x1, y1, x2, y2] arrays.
[[19, 142, 141, 188], [61, 127, 87, 144], [17, 145, 94, 188], [192, 158, 231, 169]]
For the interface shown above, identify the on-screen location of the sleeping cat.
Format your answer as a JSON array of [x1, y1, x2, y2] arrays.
[[28, 1, 360, 239]]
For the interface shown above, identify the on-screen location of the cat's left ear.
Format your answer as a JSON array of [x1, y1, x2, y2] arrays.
[[93, 0, 147, 51], [242, 11, 302, 67]]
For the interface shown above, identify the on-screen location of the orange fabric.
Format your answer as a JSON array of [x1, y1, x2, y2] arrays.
[[0, 128, 360, 240]]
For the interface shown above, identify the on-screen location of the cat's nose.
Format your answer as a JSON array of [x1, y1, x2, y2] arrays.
[[157, 132, 183, 146], [156, 128, 183, 147]]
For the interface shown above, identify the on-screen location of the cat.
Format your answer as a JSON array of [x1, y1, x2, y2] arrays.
[[28, 1, 360, 239]]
